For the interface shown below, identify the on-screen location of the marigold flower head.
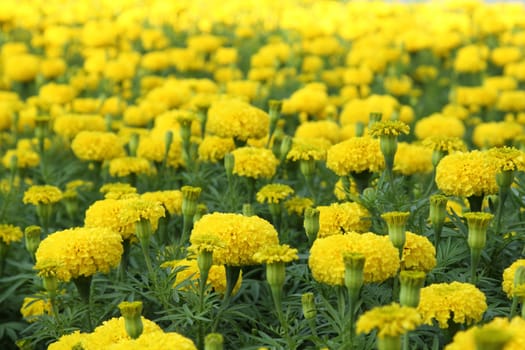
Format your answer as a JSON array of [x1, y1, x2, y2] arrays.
[[436, 151, 499, 197], [284, 196, 314, 216], [472, 121, 522, 148], [422, 136, 467, 154], [294, 120, 340, 145], [119, 197, 166, 230], [326, 136, 385, 176], [85, 199, 136, 239], [502, 259, 525, 298], [415, 114, 465, 140], [34, 227, 123, 282], [402, 232, 436, 272], [141, 190, 183, 216], [0, 224, 23, 245], [356, 303, 422, 338], [317, 202, 371, 237], [190, 213, 279, 266], [418, 282, 487, 328], [198, 136, 235, 163], [487, 146, 525, 172], [109, 157, 155, 178], [253, 244, 299, 264], [2, 148, 40, 169], [23, 185, 63, 205], [394, 142, 433, 175], [71, 131, 125, 162], [369, 120, 410, 137], [445, 317, 525, 350], [105, 330, 197, 350], [53, 114, 106, 140], [256, 184, 294, 204], [286, 137, 331, 162], [188, 233, 225, 254], [207, 99, 269, 142], [231, 147, 279, 179], [20, 296, 52, 323], [286, 83, 328, 117], [309, 232, 400, 285], [100, 183, 138, 200]]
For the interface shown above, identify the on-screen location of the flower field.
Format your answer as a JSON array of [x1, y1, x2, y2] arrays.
[[2, 0, 525, 349]]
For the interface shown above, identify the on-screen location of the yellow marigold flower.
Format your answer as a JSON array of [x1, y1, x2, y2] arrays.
[[284, 196, 314, 216], [340, 95, 399, 126], [496, 90, 525, 112], [394, 142, 433, 175], [39, 83, 76, 105], [436, 151, 499, 197], [491, 46, 521, 67], [472, 121, 523, 148], [454, 86, 498, 108], [453, 44, 488, 73], [34, 227, 123, 282], [286, 83, 328, 117], [20, 296, 52, 322], [4, 53, 40, 82], [317, 202, 371, 237], [502, 259, 525, 298], [294, 120, 340, 145], [369, 120, 410, 138], [418, 282, 487, 328], [23, 185, 63, 206], [198, 136, 235, 163], [207, 99, 269, 142], [286, 137, 331, 162], [71, 131, 125, 162], [415, 114, 465, 140], [137, 134, 183, 168], [445, 316, 525, 350], [422, 136, 467, 154], [190, 213, 279, 266], [163, 259, 241, 295], [85, 199, 136, 239], [2, 148, 39, 169], [100, 182, 137, 200], [231, 147, 279, 180], [106, 330, 197, 350], [356, 303, 422, 338], [402, 232, 436, 272], [487, 146, 525, 172], [308, 233, 400, 285], [384, 75, 413, 96], [109, 157, 155, 177], [326, 137, 385, 176], [119, 197, 165, 229], [53, 114, 106, 140], [253, 244, 299, 264], [141, 190, 183, 216], [256, 184, 294, 204], [333, 178, 358, 201], [66, 180, 93, 192], [0, 224, 22, 245], [226, 80, 260, 102]]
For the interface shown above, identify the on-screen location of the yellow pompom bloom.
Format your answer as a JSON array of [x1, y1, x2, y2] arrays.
[[286, 83, 329, 117], [141, 190, 183, 216], [284, 196, 314, 216], [226, 80, 260, 102], [53, 114, 106, 140], [0, 224, 22, 245], [190, 213, 279, 266], [317, 202, 371, 237], [402, 232, 436, 272], [35, 227, 123, 282], [418, 282, 487, 328], [309, 232, 400, 285], [207, 99, 269, 142], [119, 197, 165, 230], [422, 136, 467, 155], [164, 259, 242, 295], [286, 137, 331, 162], [71, 131, 125, 162], [454, 86, 498, 109], [453, 45, 488, 73], [357, 303, 422, 338], [339, 95, 399, 125], [326, 137, 384, 176], [137, 135, 183, 168], [253, 244, 299, 264], [445, 316, 525, 350], [415, 114, 465, 140], [394, 142, 433, 175], [38, 83, 77, 105], [23, 185, 63, 206], [472, 121, 523, 148], [109, 157, 155, 177], [502, 259, 525, 298], [436, 151, 499, 197], [20, 296, 52, 322], [294, 120, 340, 145], [100, 183, 137, 200], [4, 54, 40, 82], [491, 46, 521, 67], [198, 136, 235, 163], [85, 199, 135, 239], [256, 184, 294, 204], [231, 147, 279, 180], [384, 75, 413, 96], [106, 330, 197, 350], [2, 148, 40, 169], [40, 57, 66, 79]]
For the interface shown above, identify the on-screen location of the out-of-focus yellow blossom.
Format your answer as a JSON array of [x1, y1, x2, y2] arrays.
[[231, 147, 279, 180], [286, 137, 331, 162], [190, 213, 279, 266], [226, 80, 260, 102], [38, 83, 77, 106], [436, 151, 499, 197], [357, 303, 422, 339], [284, 196, 314, 216], [384, 75, 412, 96], [502, 259, 525, 298], [343, 66, 374, 86], [71, 131, 125, 162], [285, 83, 329, 118], [207, 99, 269, 142], [256, 184, 294, 204], [23, 185, 63, 206], [0, 224, 23, 245], [491, 46, 521, 67], [441, 104, 470, 120], [35, 227, 122, 282], [20, 296, 52, 323], [109, 157, 155, 177], [187, 34, 223, 53], [4, 53, 40, 83], [317, 202, 371, 237], [294, 120, 340, 144], [453, 86, 498, 109], [213, 47, 238, 65], [100, 183, 137, 199], [198, 136, 235, 163], [333, 178, 358, 201], [453, 44, 488, 73], [137, 134, 183, 168], [394, 142, 433, 175], [484, 76, 518, 93], [309, 232, 400, 285], [472, 121, 522, 148], [40, 57, 66, 79], [340, 95, 399, 125], [415, 114, 465, 140], [53, 114, 106, 140], [326, 136, 384, 176], [496, 91, 525, 112], [418, 282, 487, 328]]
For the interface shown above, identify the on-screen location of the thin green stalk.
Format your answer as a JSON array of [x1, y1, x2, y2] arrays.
[[403, 333, 409, 350], [510, 296, 519, 318], [180, 215, 193, 247], [119, 239, 131, 281], [494, 186, 509, 235], [471, 249, 481, 285]]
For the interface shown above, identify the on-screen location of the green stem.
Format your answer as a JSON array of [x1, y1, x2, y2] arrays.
[[73, 275, 93, 331], [140, 238, 155, 281], [471, 248, 481, 285], [180, 215, 193, 247], [510, 296, 519, 318], [403, 333, 409, 350], [495, 186, 509, 235], [119, 239, 131, 281], [336, 286, 348, 345]]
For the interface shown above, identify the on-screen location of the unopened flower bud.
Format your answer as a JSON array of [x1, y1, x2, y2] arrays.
[[399, 270, 425, 308], [304, 208, 320, 244], [301, 292, 317, 320], [205, 333, 223, 350], [119, 301, 143, 339], [182, 186, 202, 218]]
